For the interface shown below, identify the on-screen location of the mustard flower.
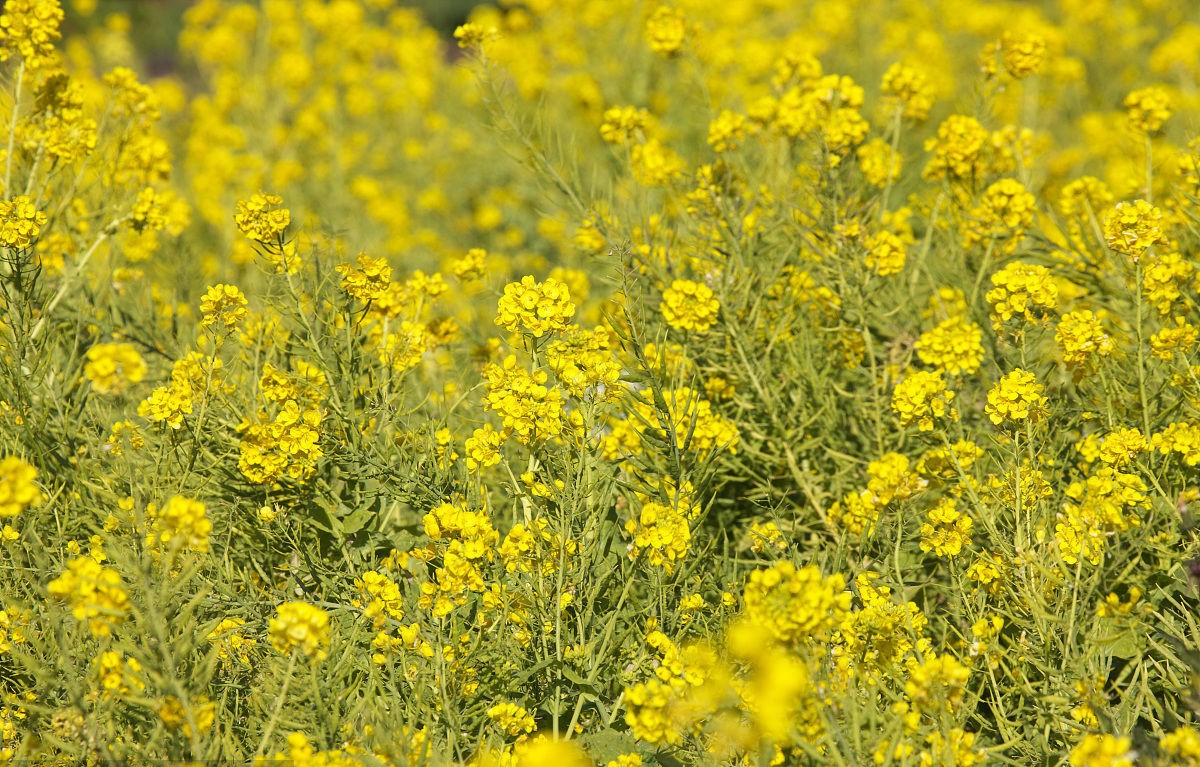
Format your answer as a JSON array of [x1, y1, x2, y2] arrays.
[[915, 316, 984, 376], [269, 601, 331, 661], [207, 617, 256, 668], [864, 230, 906, 276], [336, 253, 392, 303], [985, 368, 1047, 426], [1068, 734, 1134, 767], [645, 5, 687, 56], [1125, 85, 1172, 134], [495, 275, 576, 338], [1055, 309, 1115, 368], [1152, 421, 1200, 466], [452, 22, 497, 51], [1001, 31, 1047, 78], [0, 0, 64, 66], [234, 193, 290, 243], [464, 423, 505, 472], [0, 456, 41, 517], [707, 110, 748, 153], [144, 495, 211, 555], [919, 497, 974, 558], [740, 561, 850, 646], [83, 342, 147, 396], [483, 355, 565, 444], [923, 114, 990, 183], [857, 138, 902, 187], [0, 195, 48, 249], [199, 284, 249, 331], [986, 261, 1058, 326], [600, 106, 652, 146], [94, 650, 144, 698], [905, 653, 970, 715], [487, 701, 536, 737], [660, 278, 720, 332], [157, 695, 215, 739], [880, 62, 934, 120], [1160, 726, 1200, 762], [625, 501, 691, 572], [1103, 199, 1167, 262], [892, 370, 957, 431], [47, 556, 129, 637]]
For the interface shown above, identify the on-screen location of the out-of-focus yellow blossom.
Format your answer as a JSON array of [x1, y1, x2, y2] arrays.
[[0, 457, 39, 519], [645, 5, 687, 57], [1068, 734, 1134, 767], [1124, 85, 1172, 134], [47, 556, 128, 637], [269, 602, 331, 661]]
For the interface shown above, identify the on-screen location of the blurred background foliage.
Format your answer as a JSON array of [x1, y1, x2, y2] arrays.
[[68, 0, 478, 72]]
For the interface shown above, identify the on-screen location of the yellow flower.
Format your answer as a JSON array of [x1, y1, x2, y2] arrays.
[[864, 230, 906, 276], [881, 62, 934, 121], [1103, 199, 1167, 262], [660, 279, 720, 332], [487, 701, 536, 737], [47, 557, 129, 637], [892, 370, 957, 431], [199, 284, 249, 331], [915, 316, 984, 376], [495, 276, 576, 338], [0, 0, 64, 66], [84, 342, 147, 396], [0, 457, 42, 518], [985, 368, 1047, 426], [986, 261, 1058, 327], [269, 601, 331, 661], [0, 195, 48, 249], [1001, 31, 1047, 78], [1124, 85, 1172, 134], [144, 496, 211, 555], [905, 653, 969, 714], [336, 253, 392, 303], [645, 5, 687, 56], [234, 193, 290, 243], [1068, 734, 1134, 767]]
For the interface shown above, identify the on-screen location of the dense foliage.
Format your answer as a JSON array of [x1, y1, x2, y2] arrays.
[[2, 0, 1200, 765]]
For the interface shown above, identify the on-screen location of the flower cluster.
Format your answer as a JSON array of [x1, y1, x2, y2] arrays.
[[1103, 199, 1167, 261], [234, 193, 290, 244], [495, 276, 576, 338], [892, 370, 957, 431], [0, 457, 41, 517], [660, 279, 720, 332], [47, 557, 129, 637], [269, 602, 331, 661], [985, 368, 1047, 427], [0, 195, 47, 249], [336, 253, 392, 303], [199, 284, 249, 331], [1124, 85, 1172, 134], [985, 261, 1059, 327], [144, 495, 211, 556]]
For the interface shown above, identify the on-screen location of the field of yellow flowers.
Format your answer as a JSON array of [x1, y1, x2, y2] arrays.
[[2, 0, 1200, 764]]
